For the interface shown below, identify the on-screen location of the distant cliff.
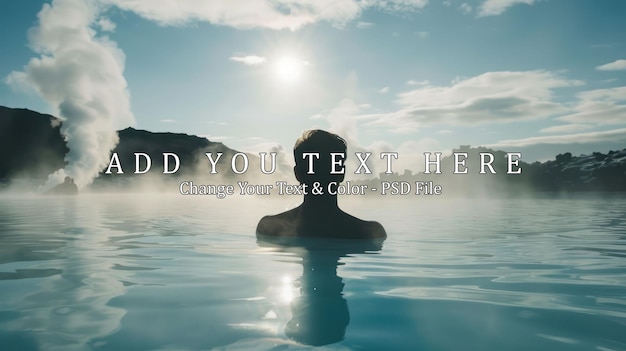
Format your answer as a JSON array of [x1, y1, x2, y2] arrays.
[[0, 106, 67, 180], [101, 127, 244, 178], [522, 150, 626, 192]]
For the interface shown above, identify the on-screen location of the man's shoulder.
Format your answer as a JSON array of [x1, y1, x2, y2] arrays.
[[354, 218, 387, 239], [255, 214, 281, 236], [256, 208, 299, 236], [364, 220, 387, 239], [339, 212, 386, 239]]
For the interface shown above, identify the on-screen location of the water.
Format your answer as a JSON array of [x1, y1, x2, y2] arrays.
[[0, 194, 625, 351]]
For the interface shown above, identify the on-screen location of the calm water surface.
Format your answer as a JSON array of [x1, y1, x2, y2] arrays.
[[0, 194, 625, 351]]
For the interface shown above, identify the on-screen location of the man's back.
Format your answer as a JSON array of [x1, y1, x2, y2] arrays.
[[256, 205, 386, 239]]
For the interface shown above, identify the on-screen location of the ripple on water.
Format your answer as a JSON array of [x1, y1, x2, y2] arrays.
[[0, 195, 625, 350]]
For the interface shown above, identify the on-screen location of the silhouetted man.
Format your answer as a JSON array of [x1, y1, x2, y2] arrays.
[[256, 130, 386, 239]]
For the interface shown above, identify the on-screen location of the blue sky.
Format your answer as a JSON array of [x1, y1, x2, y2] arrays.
[[1, 0, 626, 172]]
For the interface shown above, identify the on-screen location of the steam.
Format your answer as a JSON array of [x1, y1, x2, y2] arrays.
[[6, 0, 134, 190]]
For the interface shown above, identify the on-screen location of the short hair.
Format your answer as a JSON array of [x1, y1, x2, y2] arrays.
[[294, 129, 346, 159], [293, 129, 346, 184]]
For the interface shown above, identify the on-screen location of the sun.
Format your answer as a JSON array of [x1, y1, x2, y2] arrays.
[[274, 56, 305, 84]]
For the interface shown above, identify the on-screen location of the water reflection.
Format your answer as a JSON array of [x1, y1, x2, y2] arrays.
[[257, 236, 384, 346], [0, 196, 128, 351]]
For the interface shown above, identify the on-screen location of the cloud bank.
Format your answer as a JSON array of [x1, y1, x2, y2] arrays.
[[557, 87, 626, 126], [105, 0, 358, 29], [102, 0, 429, 30], [363, 70, 582, 133]]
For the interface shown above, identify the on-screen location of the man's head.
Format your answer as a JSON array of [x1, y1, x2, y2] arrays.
[[294, 130, 347, 186]]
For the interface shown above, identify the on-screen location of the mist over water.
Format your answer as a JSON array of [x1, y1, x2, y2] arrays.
[[0, 194, 625, 350]]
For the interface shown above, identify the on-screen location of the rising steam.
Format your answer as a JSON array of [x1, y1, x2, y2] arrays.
[[6, 0, 134, 190]]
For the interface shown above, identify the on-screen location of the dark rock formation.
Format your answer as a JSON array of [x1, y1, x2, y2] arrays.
[[0, 106, 67, 180]]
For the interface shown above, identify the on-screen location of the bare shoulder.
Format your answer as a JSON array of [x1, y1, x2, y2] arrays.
[[356, 219, 386, 239], [364, 220, 387, 239], [255, 214, 283, 236], [256, 209, 299, 237], [341, 211, 387, 239]]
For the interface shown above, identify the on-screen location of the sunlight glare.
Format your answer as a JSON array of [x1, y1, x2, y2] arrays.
[[274, 57, 305, 84], [280, 274, 296, 303]]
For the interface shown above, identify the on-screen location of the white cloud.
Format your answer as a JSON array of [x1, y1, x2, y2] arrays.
[[557, 86, 626, 126], [478, 0, 536, 17], [96, 16, 116, 31], [229, 55, 267, 66], [415, 31, 429, 39], [539, 124, 592, 134], [406, 79, 429, 86], [488, 128, 626, 148], [364, 70, 583, 133], [356, 21, 374, 28], [161, 119, 177, 123], [378, 86, 390, 94], [103, 0, 430, 30], [103, 0, 358, 30], [4, 72, 34, 94], [459, 3, 472, 14], [368, 0, 429, 12], [595, 59, 626, 71]]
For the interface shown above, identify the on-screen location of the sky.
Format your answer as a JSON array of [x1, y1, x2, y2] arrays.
[[1, 0, 626, 176]]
